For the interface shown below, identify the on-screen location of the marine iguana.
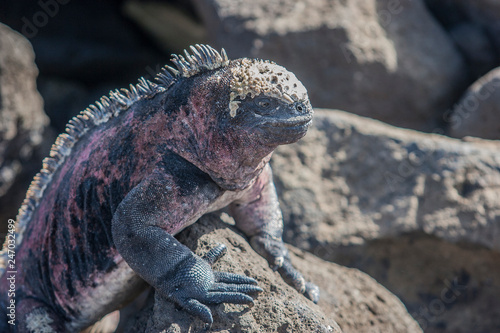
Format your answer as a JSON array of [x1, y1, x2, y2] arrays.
[[0, 44, 318, 332]]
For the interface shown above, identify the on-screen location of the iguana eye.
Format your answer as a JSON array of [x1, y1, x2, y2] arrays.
[[257, 98, 272, 108]]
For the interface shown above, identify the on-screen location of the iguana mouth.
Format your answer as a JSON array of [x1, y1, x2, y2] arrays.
[[263, 115, 313, 129]]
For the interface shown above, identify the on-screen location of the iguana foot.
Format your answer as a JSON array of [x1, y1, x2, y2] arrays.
[[163, 244, 262, 326], [251, 235, 320, 303]]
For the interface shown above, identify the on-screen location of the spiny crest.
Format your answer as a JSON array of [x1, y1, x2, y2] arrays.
[[155, 44, 229, 84], [0, 44, 230, 273]]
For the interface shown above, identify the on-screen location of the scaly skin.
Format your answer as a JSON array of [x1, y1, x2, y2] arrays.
[[0, 45, 318, 332]]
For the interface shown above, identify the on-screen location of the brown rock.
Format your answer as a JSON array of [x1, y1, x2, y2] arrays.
[[272, 109, 500, 251], [0, 23, 50, 234], [287, 245, 422, 333], [447, 67, 500, 140], [333, 233, 500, 333], [193, 0, 466, 131], [271, 109, 500, 332], [122, 214, 421, 333]]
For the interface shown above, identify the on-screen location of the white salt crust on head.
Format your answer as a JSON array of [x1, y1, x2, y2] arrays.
[[229, 59, 309, 117]]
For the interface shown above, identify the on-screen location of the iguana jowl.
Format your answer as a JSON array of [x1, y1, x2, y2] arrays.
[[0, 44, 318, 331]]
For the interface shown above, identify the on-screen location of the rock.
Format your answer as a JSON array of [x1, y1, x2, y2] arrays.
[[271, 109, 500, 332], [123, 0, 208, 54], [446, 67, 500, 140], [332, 233, 500, 333], [36, 77, 89, 133], [272, 109, 500, 251], [286, 245, 422, 333], [448, 23, 496, 78], [0, 23, 50, 235], [193, 0, 466, 131], [0, 1, 169, 131], [424, 0, 500, 79], [121, 213, 421, 333], [0, 0, 166, 83]]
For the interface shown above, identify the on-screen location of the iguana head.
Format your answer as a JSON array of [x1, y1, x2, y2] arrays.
[[153, 44, 314, 189], [158, 45, 313, 148], [225, 58, 313, 145]]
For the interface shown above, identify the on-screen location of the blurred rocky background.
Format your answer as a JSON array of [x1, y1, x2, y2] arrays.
[[0, 0, 499, 332]]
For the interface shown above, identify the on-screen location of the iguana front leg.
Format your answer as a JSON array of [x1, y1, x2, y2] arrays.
[[111, 170, 262, 327], [229, 164, 320, 303]]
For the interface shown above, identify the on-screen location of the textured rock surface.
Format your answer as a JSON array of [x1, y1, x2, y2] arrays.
[[193, 0, 466, 131], [121, 214, 421, 333], [333, 234, 500, 333], [272, 109, 500, 251], [271, 109, 500, 332], [447, 67, 500, 140], [286, 245, 422, 333], [0, 23, 50, 233]]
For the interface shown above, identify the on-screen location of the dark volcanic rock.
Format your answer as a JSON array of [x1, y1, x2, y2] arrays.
[[0, 0, 169, 133], [0, 0, 166, 83], [448, 22, 497, 79], [424, 0, 500, 79]]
